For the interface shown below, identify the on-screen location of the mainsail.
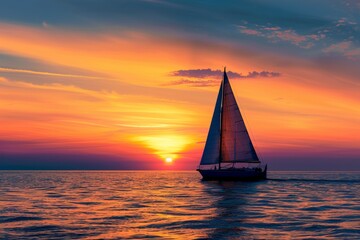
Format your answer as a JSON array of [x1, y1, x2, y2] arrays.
[[200, 69, 259, 165]]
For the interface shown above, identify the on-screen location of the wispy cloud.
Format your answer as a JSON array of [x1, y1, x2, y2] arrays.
[[166, 79, 219, 87], [323, 41, 352, 53], [0, 67, 109, 80], [167, 68, 280, 87], [238, 24, 325, 49], [335, 17, 357, 27], [238, 17, 359, 55], [323, 41, 360, 59]]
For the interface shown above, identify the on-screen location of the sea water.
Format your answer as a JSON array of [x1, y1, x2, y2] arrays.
[[0, 171, 359, 239]]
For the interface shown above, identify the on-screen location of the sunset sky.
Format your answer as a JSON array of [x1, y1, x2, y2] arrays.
[[0, 0, 359, 170]]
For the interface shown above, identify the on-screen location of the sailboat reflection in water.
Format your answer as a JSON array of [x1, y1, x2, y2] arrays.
[[197, 68, 267, 180]]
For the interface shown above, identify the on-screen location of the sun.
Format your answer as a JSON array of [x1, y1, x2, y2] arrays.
[[165, 157, 173, 163]]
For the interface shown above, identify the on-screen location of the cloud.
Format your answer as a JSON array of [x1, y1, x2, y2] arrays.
[[238, 16, 358, 53], [323, 41, 360, 59], [272, 30, 307, 45], [238, 24, 326, 49], [0, 67, 109, 80], [239, 28, 262, 36], [335, 17, 357, 27], [323, 41, 352, 53], [166, 78, 219, 87], [170, 68, 241, 79], [42, 21, 50, 28], [167, 69, 280, 87], [246, 71, 281, 78]]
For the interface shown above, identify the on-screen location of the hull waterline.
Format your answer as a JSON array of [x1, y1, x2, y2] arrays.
[[197, 166, 267, 181]]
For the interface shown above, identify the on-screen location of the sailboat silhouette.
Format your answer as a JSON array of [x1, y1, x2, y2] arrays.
[[197, 68, 267, 180]]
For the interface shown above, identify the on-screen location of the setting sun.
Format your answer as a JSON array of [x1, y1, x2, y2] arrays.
[[133, 135, 191, 162]]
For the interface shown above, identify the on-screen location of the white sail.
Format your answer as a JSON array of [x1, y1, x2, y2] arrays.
[[221, 72, 259, 163], [199, 83, 223, 165]]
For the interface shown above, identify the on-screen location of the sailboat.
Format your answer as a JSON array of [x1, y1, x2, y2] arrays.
[[197, 68, 267, 180]]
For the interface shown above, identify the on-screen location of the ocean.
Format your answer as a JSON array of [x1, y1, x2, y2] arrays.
[[0, 171, 359, 239]]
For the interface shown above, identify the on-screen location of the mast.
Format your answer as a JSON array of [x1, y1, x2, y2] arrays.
[[219, 67, 226, 170]]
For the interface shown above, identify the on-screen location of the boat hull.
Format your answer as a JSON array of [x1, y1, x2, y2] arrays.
[[197, 167, 267, 181]]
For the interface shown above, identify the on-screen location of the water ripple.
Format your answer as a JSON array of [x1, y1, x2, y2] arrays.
[[0, 171, 359, 239]]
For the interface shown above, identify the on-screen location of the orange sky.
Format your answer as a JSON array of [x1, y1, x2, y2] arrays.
[[0, 2, 359, 170]]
